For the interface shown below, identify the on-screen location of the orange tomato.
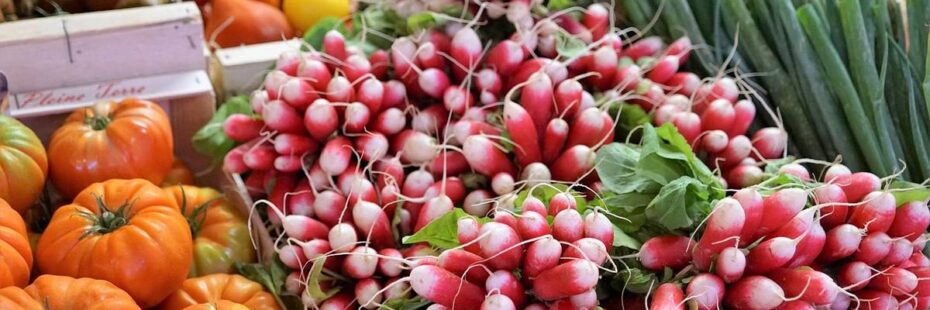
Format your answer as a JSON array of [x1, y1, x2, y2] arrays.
[[163, 185, 255, 276], [205, 0, 294, 48], [36, 179, 191, 308], [158, 274, 280, 310], [0, 198, 32, 288], [183, 301, 251, 310], [0, 115, 48, 215], [163, 159, 197, 186], [48, 99, 174, 198], [17, 275, 140, 310]]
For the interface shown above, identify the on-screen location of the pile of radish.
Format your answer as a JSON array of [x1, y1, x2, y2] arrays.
[[632, 163, 930, 310]]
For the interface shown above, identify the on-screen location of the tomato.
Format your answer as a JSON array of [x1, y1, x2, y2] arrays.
[[163, 160, 196, 186], [164, 185, 255, 276], [36, 179, 192, 308], [183, 301, 251, 310], [0, 198, 32, 288], [283, 0, 350, 33], [0, 115, 48, 215], [48, 99, 174, 198], [0, 275, 141, 310], [158, 274, 281, 310]]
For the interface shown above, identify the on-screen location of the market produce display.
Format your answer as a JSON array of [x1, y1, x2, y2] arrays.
[[3, 0, 930, 309]]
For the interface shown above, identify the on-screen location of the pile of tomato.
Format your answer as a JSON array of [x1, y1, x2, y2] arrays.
[[0, 99, 278, 309]]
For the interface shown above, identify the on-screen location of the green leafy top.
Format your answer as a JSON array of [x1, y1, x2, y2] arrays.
[[402, 209, 490, 249], [596, 124, 724, 235]]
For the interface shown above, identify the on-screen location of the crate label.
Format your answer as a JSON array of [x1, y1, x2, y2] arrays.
[[8, 70, 210, 117]]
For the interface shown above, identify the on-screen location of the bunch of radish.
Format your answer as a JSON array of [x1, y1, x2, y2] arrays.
[[408, 191, 615, 309], [632, 163, 930, 310], [612, 35, 789, 189]]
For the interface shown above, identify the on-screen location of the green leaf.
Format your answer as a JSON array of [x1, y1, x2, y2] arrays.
[[613, 227, 642, 250], [235, 255, 301, 309], [595, 143, 643, 193], [403, 209, 470, 249], [407, 12, 439, 33], [513, 183, 587, 213], [302, 17, 349, 51], [611, 267, 658, 294], [191, 96, 253, 162], [305, 257, 340, 302], [556, 30, 588, 59], [890, 180, 930, 204], [379, 297, 431, 310], [645, 177, 703, 230], [547, 0, 573, 11]]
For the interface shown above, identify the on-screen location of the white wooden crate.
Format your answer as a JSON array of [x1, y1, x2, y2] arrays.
[[211, 38, 303, 99]]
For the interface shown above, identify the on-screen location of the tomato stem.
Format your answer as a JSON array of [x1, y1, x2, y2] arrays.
[[83, 109, 111, 130], [78, 194, 132, 238]]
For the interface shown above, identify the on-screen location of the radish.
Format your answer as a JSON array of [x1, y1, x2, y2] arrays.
[[524, 236, 562, 279], [401, 131, 439, 164], [823, 164, 851, 184], [569, 289, 598, 309], [520, 196, 547, 215], [355, 278, 383, 309], [452, 121, 501, 145], [563, 238, 608, 265], [411, 104, 449, 135], [552, 209, 584, 242], [463, 135, 516, 176], [418, 68, 451, 99], [275, 50, 300, 75], [281, 78, 317, 112], [503, 102, 542, 166], [377, 248, 403, 277], [443, 86, 473, 115], [223, 114, 263, 142], [887, 201, 930, 240], [450, 27, 482, 80], [371, 108, 405, 136], [417, 42, 445, 70], [847, 191, 896, 233], [745, 237, 798, 274], [716, 247, 746, 283], [751, 128, 788, 159], [812, 184, 849, 229], [654, 105, 683, 125], [671, 112, 702, 143], [329, 223, 357, 253], [415, 195, 454, 231], [285, 271, 305, 295], [304, 99, 339, 141], [817, 224, 863, 263], [686, 273, 726, 310], [357, 78, 384, 114], [771, 207, 817, 239], [283, 215, 329, 241], [854, 232, 893, 265], [667, 72, 701, 96], [278, 244, 307, 269], [355, 133, 388, 162], [274, 133, 316, 156], [297, 59, 332, 91], [429, 151, 469, 178], [639, 235, 694, 271], [532, 260, 599, 301], [410, 265, 486, 308], [520, 162, 552, 188], [322, 30, 347, 61], [369, 50, 389, 79], [551, 145, 596, 182], [728, 100, 756, 137], [374, 157, 405, 189], [770, 268, 839, 306], [485, 270, 526, 308], [555, 80, 583, 119], [583, 212, 614, 247], [319, 293, 353, 310], [493, 210, 518, 230], [319, 137, 353, 176], [326, 75, 355, 103], [464, 190, 492, 216], [775, 301, 814, 310], [437, 249, 490, 284], [542, 118, 570, 164], [909, 253, 930, 268], [583, 3, 608, 40], [733, 188, 764, 247], [701, 130, 729, 153], [910, 267, 930, 296], [481, 294, 515, 310], [718, 135, 753, 168], [478, 222, 524, 270], [490, 172, 515, 196], [727, 164, 765, 190], [381, 80, 407, 109], [487, 40, 524, 76], [754, 188, 807, 239], [854, 290, 897, 309], [879, 238, 913, 266], [694, 198, 745, 271], [567, 107, 609, 148], [778, 164, 811, 182], [243, 144, 276, 171], [650, 283, 685, 310], [623, 36, 665, 60], [548, 192, 577, 216], [519, 73, 555, 136], [263, 70, 289, 99], [867, 267, 918, 296], [517, 211, 551, 240], [288, 181, 315, 216], [262, 100, 305, 134], [647, 55, 680, 85], [250, 90, 269, 114], [352, 201, 394, 249], [723, 276, 785, 310], [590, 46, 619, 89]]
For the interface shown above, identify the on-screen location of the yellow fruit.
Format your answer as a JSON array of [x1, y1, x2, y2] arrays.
[[283, 0, 351, 34]]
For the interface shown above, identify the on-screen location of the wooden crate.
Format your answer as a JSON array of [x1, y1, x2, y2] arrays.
[[210, 39, 304, 101], [222, 171, 276, 263]]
